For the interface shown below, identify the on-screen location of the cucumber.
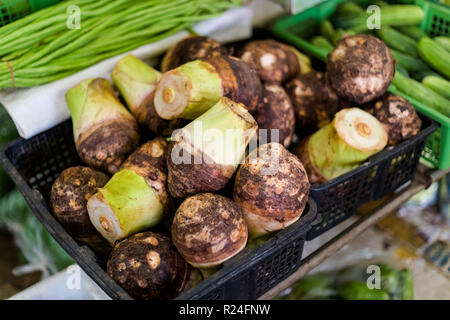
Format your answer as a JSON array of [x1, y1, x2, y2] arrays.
[[417, 37, 450, 79], [333, 5, 425, 31], [392, 71, 450, 117], [434, 36, 450, 52], [377, 26, 418, 57], [422, 75, 450, 100], [390, 48, 430, 74], [0, 104, 18, 198], [396, 25, 427, 41], [335, 2, 364, 15], [311, 36, 334, 53], [320, 19, 336, 43]]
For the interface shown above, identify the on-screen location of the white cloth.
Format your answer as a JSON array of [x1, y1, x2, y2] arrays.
[[0, 7, 253, 138]]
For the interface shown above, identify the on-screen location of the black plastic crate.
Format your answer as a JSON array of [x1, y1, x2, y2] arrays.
[[305, 112, 437, 240], [0, 120, 317, 300]]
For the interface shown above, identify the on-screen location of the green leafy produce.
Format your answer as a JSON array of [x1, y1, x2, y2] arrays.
[[397, 269, 414, 300], [0, 190, 73, 277], [392, 71, 450, 118], [277, 263, 414, 300], [279, 274, 335, 300], [422, 75, 450, 100], [0, 104, 18, 198], [417, 37, 450, 79], [0, 0, 242, 89]]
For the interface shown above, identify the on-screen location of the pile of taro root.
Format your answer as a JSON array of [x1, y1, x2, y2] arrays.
[[50, 34, 421, 299]]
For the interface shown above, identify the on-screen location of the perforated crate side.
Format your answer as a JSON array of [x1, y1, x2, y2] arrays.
[[306, 163, 379, 240], [5, 121, 81, 201]]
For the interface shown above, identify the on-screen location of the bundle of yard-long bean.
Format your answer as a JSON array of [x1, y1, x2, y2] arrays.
[[0, 0, 242, 89]]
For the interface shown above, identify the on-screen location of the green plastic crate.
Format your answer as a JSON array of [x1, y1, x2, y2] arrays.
[[0, 0, 60, 26], [272, 0, 450, 170]]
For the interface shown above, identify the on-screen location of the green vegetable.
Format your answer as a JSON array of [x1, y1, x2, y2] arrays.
[[332, 29, 355, 45], [335, 2, 364, 15], [376, 26, 418, 57], [390, 48, 430, 75], [398, 269, 414, 300], [379, 264, 400, 295], [280, 274, 335, 300], [337, 281, 390, 300], [422, 75, 450, 100], [310, 36, 334, 53], [434, 36, 450, 52], [392, 71, 450, 117], [417, 37, 450, 79], [333, 5, 425, 31], [320, 20, 336, 42], [396, 25, 427, 41], [0, 104, 18, 198], [0, 0, 242, 89], [0, 190, 73, 277]]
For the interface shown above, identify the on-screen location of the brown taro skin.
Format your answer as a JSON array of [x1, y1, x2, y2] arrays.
[[161, 35, 228, 72], [134, 91, 169, 137], [120, 137, 173, 214], [205, 55, 262, 113], [234, 143, 310, 227], [77, 119, 140, 174], [285, 71, 340, 136], [327, 35, 395, 104], [171, 193, 248, 268], [255, 84, 295, 148], [166, 141, 236, 199], [107, 232, 190, 300], [239, 39, 300, 84], [50, 166, 109, 238], [366, 93, 421, 146]]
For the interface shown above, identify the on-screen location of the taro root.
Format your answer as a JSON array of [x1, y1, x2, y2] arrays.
[[161, 35, 228, 72], [87, 138, 170, 244], [294, 108, 388, 184], [285, 71, 340, 136], [154, 56, 262, 120], [171, 193, 248, 269], [107, 232, 190, 300], [65, 78, 140, 174], [50, 166, 111, 255], [366, 93, 421, 146], [254, 84, 295, 148], [112, 54, 168, 136], [233, 143, 310, 238], [167, 97, 258, 198], [239, 39, 303, 84], [327, 34, 395, 104]]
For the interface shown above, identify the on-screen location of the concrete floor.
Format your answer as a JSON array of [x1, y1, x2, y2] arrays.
[[0, 231, 40, 299]]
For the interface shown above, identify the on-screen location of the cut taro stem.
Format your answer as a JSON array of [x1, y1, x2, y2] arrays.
[[309, 108, 388, 180], [87, 169, 164, 245], [111, 54, 161, 117], [154, 60, 223, 120], [179, 97, 258, 167]]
